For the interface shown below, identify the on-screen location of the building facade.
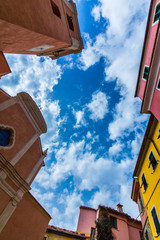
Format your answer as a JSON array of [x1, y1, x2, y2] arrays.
[[132, 115, 160, 240], [0, 88, 51, 240], [135, 0, 160, 121], [131, 178, 153, 240], [77, 205, 142, 240], [0, 0, 83, 77], [44, 225, 86, 240]]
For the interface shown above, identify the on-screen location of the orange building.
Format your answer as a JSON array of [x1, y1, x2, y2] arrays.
[[0, 0, 83, 77], [0, 88, 51, 240]]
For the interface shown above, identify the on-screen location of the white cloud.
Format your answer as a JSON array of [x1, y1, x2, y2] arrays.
[[50, 190, 83, 230], [91, 5, 101, 21], [89, 189, 111, 208], [79, 0, 150, 140], [1, 55, 63, 153], [86, 131, 92, 139], [35, 138, 134, 195], [109, 141, 124, 156], [87, 91, 108, 121], [73, 109, 86, 128], [31, 187, 54, 211]]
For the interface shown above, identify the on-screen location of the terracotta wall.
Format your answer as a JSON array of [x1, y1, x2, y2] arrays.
[[0, 192, 51, 240]]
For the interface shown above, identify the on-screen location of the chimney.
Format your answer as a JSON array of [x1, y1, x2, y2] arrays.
[[117, 203, 123, 212]]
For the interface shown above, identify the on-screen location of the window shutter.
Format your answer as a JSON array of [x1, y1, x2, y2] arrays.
[[139, 193, 144, 213], [151, 207, 160, 235], [154, 3, 160, 23]]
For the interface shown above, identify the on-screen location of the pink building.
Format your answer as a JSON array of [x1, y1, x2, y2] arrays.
[[0, 89, 51, 240], [135, 0, 160, 121], [77, 205, 142, 240], [0, 0, 83, 77]]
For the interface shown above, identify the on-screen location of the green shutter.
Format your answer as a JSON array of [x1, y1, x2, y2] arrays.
[[143, 66, 149, 80], [145, 230, 149, 240], [139, 193, 144, 213], [151, 206, 160, 235], [154, 3, 160, 23]]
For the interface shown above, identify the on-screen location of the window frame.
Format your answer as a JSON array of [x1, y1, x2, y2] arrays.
[[151, 205, 160, 236], [138, 192, 144, 214], [156, 76, 160, 91], [153, 2, 160, 24], [145, 230, 149, 240], [142, 65, 149, 81], [141, 172, 148, 191], [0, 125, 14, 149], [50, 0, 61, 19], [66, 14, 74, 31], [148, 150, 158, 171], [110, 216, 117, 229]]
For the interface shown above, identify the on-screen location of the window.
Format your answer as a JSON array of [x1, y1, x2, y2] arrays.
[[90, 228, 95, 240], [153, 2, 160, 23], [157, 77, 160, 90], [141, 173, 148, 191], [139, 231, 144, 240], [67, 14, 74, 31], [110, 216, 117, 229], [145, 230, 149, 240], [0, 128, 12, 147], [143, 66, 149, 81], [149, 151, 158, 171], [151, 206, 160, 235], [139, 192, 144, 214], [50, 0, 61, 18]]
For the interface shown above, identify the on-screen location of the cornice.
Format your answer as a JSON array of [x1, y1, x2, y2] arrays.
[[17, 92, 47, 135]]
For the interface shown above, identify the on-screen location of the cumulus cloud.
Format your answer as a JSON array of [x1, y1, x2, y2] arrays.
[[73, 109, 86, 128], [91, 5, 101, 22], [79, 0, 150, 141], [1, 0, 151, 230], [50, 190, 83, 230], [35, 138, 134, 196], [1, 55, 63, 153], [87, 91, 108, 121], [109, 140, 124, 156]]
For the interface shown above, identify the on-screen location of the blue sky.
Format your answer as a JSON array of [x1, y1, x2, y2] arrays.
[[1, 0, 150, 231]]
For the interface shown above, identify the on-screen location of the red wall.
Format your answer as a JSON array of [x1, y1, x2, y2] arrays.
[[150, 68, 160, 120], [139, 0, 159, 100]]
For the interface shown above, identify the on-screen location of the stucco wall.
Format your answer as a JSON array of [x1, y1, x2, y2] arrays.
[[77, 207, 97, 234], [0, 193, 51, 240]]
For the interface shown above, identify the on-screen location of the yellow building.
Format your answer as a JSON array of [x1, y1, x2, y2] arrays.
[[44, 225, 86, 240], [132, 115, 160, 239]]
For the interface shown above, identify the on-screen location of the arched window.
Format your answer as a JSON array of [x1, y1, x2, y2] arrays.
[[153, 2, 160, 23], [0, 127, 13, 147], [50, 0, 61, 19]]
